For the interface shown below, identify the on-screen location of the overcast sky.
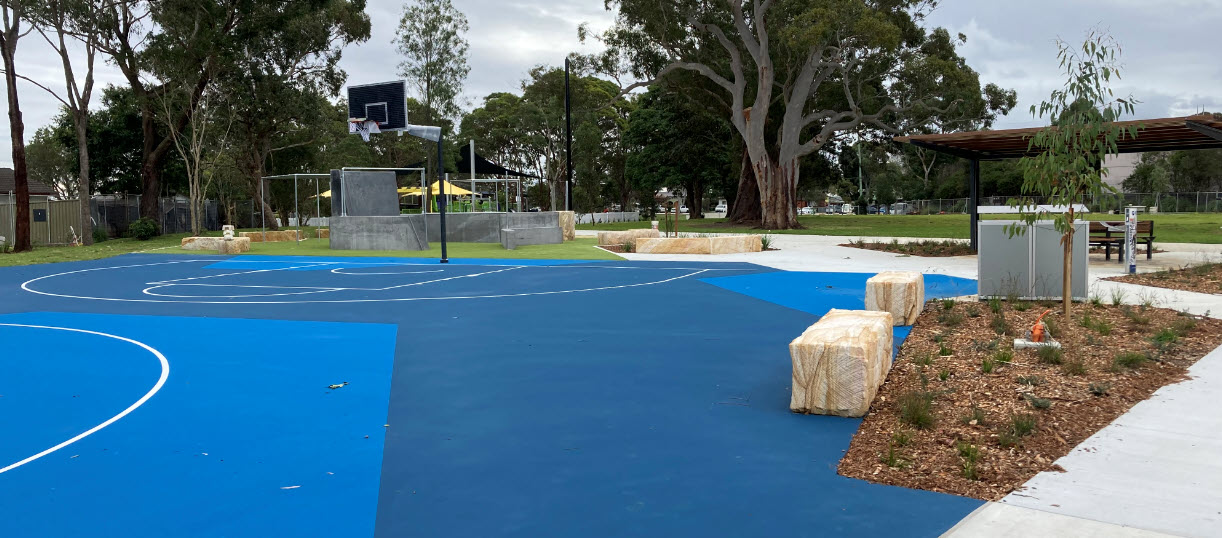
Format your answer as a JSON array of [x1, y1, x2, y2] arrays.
[[4, 0, 1222, 167]]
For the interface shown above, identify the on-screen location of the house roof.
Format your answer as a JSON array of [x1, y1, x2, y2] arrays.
[[0, 168, 55, 196], [894, 114, 1222, 161]]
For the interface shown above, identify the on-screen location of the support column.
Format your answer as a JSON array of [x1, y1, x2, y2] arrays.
[[969, 158, 980, 252]]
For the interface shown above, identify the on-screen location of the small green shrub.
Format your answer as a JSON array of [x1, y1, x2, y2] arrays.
[[941, 299, 956, 310], [981, 358, 995, 374], [128, 217, 158, 240], [1088, 294, 1103, 307], [988, 297, 1003, 314], [937, 311, 965, 327], [961, 405, 986, 426], [1010, 414, 1038, 436], [1024, 394, 1052, 410], [621, 241, 635, 253], [1036, 346, 1064, 365], [1110, 288, 1126, 306], [898, 391, 937, 430], [938, 368, 950, 381], [1113, 351, 1148, 370], [760, 234, 773, 250], [914, 353, 934, 366], [881, 443, 907, 468], [1013, 301, 1032, 312], [1080, 314, 1112, 336], [957, 442, 980, 480], [1150, 328, 1179, 351], [998, 431, 1021, 448], [1170, 318, 1197, 338], [1043, 317, 1060, 338], [892, 430, 912, 447], [1062, 359, 1087, 376], [966, 305, 981, 318], [1016, 375, 1045, 386], [938, 342, 953, 357], [993, 349, 1013, 364], [1089, 382, 1111, 396], [990, 315, 1011, 336], [92, 226, 108, 243], [1122, 306, 1151, 326]]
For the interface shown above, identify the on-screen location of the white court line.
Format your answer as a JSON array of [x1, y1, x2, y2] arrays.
[[146, 262, 338, 285], [0, 323, 169, 475], [178, 258, 751, 271], [140, 266, 523, 298], [330, 267, 446, 276], [21, 259, 713, 304]]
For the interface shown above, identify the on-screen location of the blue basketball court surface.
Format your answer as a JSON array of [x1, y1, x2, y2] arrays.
[[0, 253, 981, 537]]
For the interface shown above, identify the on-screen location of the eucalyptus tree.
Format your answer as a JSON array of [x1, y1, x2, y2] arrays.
[[217, 0, 370, 230], [394, 0, 469, 125], [596, 0, 996, 228], [1, 0, 31, 250], [1012, 31, 1137, 316], [28, 0, 102, 243]]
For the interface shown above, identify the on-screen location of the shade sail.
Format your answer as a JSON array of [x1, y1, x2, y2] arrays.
[[398, 181, 473, 196]]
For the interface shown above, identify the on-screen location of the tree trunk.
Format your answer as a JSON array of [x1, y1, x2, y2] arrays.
[[685, 179, 704, 219], [728, 148, 760, 224], [756, 158, 800, 230], [75, 115, 93, 244], [1062, 208, 1075, 317], [139, 105, 162, 229], [2, 43, 31, 252]]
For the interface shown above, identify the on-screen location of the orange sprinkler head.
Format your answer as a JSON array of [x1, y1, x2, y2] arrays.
[[1031, 309, 1053, 343]]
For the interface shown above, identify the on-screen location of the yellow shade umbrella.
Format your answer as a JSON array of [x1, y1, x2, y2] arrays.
[[398, 180, 473, 197]]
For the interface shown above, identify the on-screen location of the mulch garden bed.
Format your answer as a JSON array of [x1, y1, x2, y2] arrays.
[[838, 298, 1222, 500], [1104, 263, 1222, 295], [840, 239, 974, 257]]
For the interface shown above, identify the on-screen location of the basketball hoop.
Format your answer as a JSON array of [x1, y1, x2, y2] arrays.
[[349, 118, 381, 142]]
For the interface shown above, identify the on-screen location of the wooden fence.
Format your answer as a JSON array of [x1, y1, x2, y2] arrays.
[[0, 197, 83, 246]]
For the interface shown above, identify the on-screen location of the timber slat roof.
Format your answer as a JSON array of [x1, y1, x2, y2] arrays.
[[895, 114, 1222, 160]]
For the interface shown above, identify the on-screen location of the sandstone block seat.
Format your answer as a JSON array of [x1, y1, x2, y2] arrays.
[[789, 309, 894, 417], [596, 228, 659, 246], [864, 271, 925, 326], [181, 236, 250, 254], [634, 235, 762, 254], [557, 211, 576, 241], [239, 230, 301, 242], [316, 228, 330, 239]]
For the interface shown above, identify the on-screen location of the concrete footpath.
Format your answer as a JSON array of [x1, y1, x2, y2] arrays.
[[581, 229, 1222, 537]]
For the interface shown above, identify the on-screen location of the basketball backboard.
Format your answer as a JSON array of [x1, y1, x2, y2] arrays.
[[347, 80, 408, 132]]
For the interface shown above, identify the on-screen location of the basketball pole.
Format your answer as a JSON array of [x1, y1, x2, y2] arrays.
[[437, 134, 448, 263], [564, 56, 574, 212]]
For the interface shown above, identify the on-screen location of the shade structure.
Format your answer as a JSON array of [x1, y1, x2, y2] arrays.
[[312, 190, 333, 198], [398, 180, 473, 197]]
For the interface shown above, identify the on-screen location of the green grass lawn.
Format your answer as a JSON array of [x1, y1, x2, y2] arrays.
[[577, 213, 1222, 244], [238, 237, 622, 260], [0, 232, 621, 267]]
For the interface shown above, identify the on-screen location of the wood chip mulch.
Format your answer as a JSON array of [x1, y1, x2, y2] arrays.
[[838, 299, 1222, 500], [839, 240, 974, 257], [1104, 263, 1222, 295]]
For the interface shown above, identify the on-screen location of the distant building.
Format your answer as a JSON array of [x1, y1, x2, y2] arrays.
[[1102, 153, 1140, 190], [0, 168, 55, 198]]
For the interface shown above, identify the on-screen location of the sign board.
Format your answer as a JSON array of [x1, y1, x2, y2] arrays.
[[1125, 206, 1138, 274], [33, 209, 46, 222]]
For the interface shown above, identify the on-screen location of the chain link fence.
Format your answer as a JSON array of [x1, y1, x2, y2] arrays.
[[900, 192, 1222, 214]]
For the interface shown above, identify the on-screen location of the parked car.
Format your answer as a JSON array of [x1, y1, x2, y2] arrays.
[[714, 202, 728, 213], [798, 206, 815, 215], [839, 203, 854, 214], [679, 205, 689, 214], [891, 202, 912, 215]]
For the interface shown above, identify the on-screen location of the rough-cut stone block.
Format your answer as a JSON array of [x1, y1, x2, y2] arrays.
[[709, 235, 762, 254], [865, 271, 925, 326], [634, 237, 711, 254], [790, 309, 894, 417], [217, 237, 251, 254], [239, 230, 301, 242], [181, 236, 250, 254], [181, 236, 223, 251], [316, 228, 329, 239], [557, 211, 576, 241], [597, 228, 659, 246]]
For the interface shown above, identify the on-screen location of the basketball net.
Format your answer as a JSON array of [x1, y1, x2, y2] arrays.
[[349, 119, 381, 142]]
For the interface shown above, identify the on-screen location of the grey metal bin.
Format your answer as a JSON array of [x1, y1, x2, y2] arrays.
[[978, 220, 1088, 301]]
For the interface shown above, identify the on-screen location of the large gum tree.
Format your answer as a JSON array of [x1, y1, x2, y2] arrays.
[[598, 0, 989, 228]]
